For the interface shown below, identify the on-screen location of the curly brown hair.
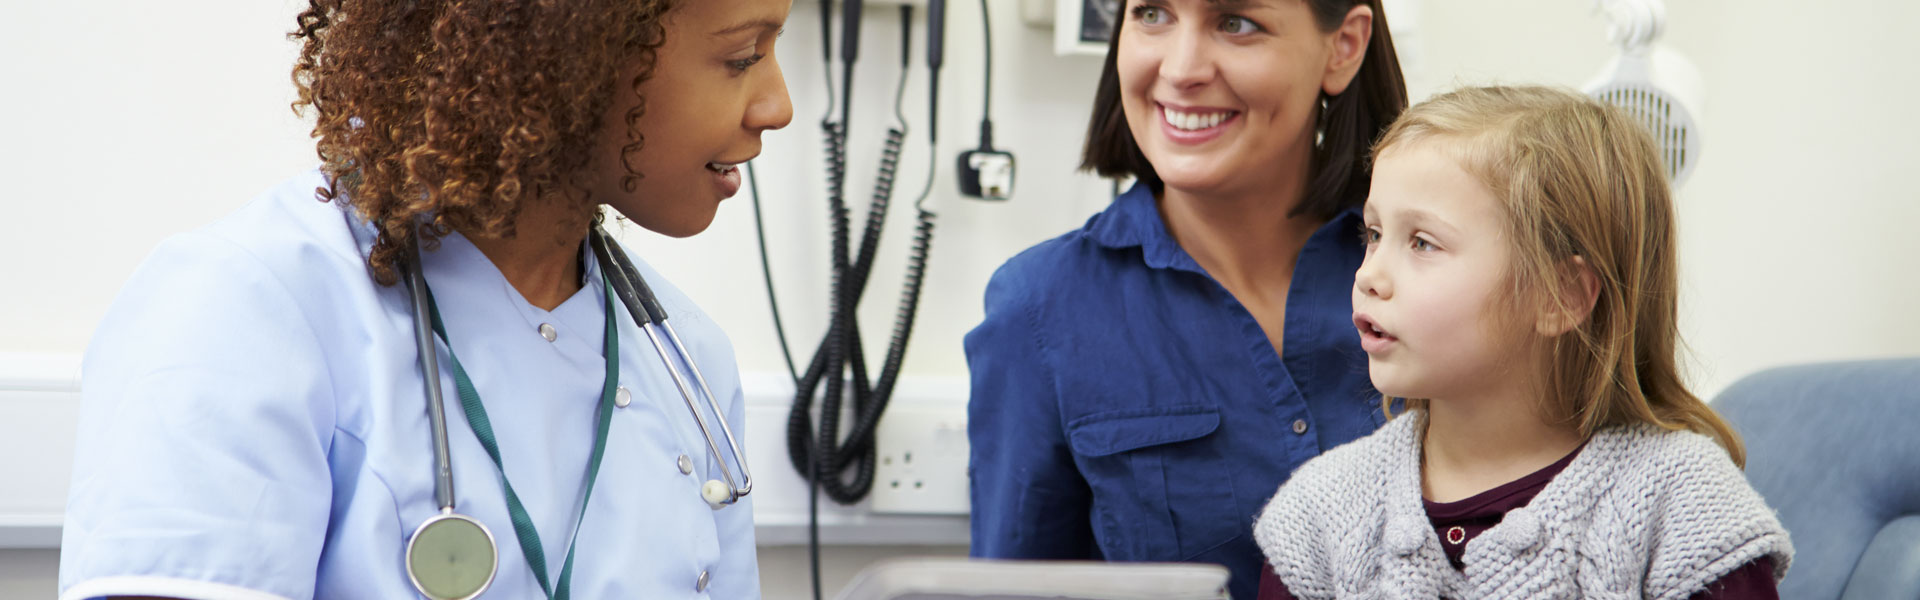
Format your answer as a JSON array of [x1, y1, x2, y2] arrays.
[[290, 0, 674, 285]]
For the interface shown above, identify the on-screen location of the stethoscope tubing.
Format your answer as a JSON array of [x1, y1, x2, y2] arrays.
[[662, 320, 753, 498], [396, 228, 757, 600], [590, 228, 752, 501], [408, 249, 458, 513]]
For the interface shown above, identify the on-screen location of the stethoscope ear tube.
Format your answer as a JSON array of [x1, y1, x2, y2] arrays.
[[589, 227, 754, 505], [590, 228, 665, 324]]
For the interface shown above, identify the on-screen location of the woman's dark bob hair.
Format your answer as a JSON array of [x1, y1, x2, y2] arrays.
[[1080, 0, 1408, 220]]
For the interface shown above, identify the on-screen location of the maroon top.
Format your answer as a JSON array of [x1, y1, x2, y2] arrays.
[[1258, 444, 1779, 599]]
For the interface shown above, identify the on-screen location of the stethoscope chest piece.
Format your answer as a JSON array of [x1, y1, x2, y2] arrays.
[[406, 510, 499, 600]]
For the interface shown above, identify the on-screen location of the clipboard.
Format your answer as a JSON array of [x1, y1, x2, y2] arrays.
[[834, 558, 1233, 600]]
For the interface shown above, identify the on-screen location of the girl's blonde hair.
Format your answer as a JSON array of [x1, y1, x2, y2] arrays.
[[1374, 85, 1744, 466]]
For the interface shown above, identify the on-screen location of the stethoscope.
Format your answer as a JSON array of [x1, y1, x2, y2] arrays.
[[399, 227, 753, 600]]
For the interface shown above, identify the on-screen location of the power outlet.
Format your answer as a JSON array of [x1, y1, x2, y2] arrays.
[[957, 149, 1016, 200], [869, 402, 970, 515]]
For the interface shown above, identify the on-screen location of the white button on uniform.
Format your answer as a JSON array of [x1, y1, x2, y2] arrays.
[[537, 323, 557, 342], [1292, 419, 1309, 434], [696, 570, 711, 592], [614, 386, 632, 408], [678, 454, 694, 475]]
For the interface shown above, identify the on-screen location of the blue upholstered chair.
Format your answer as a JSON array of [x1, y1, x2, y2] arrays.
[[1714, 358, 1920, 600]]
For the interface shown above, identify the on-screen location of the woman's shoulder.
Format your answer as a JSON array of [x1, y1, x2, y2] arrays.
[[980, 199, 1182, 320], [989, 225, 1125, 293]]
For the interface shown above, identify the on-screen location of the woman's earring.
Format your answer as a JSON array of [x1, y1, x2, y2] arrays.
[[1314, 95, 1330, 149]]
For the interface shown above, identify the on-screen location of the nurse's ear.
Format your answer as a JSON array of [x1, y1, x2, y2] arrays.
[[1320, 4, 1373, 96]]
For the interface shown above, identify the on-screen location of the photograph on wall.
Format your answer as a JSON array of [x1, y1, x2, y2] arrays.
[[1079, 0, 1121, 44]]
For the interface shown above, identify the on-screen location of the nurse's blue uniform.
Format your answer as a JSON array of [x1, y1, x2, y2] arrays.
[[59, 170, 759, 599]]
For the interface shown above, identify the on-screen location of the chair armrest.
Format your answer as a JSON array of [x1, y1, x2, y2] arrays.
[[1840, 515, 1920, 600]]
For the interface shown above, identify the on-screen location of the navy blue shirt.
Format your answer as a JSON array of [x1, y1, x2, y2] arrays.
[[964, 184, 1383, 600]]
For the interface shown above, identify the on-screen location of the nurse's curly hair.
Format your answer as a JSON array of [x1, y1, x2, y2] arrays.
[[290, 0, 674, 286]]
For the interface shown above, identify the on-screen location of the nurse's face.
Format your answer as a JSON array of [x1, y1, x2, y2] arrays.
[[595, 0, 795, 237], [1116, 0, 1369, 198]]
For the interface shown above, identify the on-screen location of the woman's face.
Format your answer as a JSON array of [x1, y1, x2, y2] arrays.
[[596, 0, 794, 237], [1116, 0, 1368, 198]]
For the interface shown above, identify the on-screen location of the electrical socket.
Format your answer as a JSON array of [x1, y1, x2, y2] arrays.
[[868, 402, 970, 515], [957, 149, 1016, 200]]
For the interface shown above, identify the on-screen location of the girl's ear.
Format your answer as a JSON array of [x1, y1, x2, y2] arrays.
[[1536, 256, 1600, 336]]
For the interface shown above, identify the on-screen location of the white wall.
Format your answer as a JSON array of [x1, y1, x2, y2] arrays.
[[1406, 0, 1920, 396], [5, 0, 1918, 596]]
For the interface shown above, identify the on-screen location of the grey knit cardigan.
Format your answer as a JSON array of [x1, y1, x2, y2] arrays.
[[1254, 410, 1792, 599]]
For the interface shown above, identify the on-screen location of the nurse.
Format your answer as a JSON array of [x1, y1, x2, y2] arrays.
[[964, 1, 1406, 599], [59, 0, 792, 598]]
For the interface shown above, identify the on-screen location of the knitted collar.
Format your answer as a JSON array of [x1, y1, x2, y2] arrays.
[[1375, 410, 1631, 597]]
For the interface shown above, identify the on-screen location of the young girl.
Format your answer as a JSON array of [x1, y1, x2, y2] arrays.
[[1253, 85, 1792, 599]]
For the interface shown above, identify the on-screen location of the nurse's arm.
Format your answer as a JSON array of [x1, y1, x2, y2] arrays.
[[60, 232, 335, 599]]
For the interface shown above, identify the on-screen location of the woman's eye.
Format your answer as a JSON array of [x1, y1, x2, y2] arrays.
[[1132, 5, 1167, 25], [1220, 15, 1261, 34], [728, 54, 765, 73]]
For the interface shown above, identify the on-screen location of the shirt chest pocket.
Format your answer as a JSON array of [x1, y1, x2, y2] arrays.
[[1066, 405, 1244, 562]]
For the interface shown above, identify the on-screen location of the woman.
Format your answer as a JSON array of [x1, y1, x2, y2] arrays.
[[964, 1, 1406, 598], [59, 0, 792, 598]]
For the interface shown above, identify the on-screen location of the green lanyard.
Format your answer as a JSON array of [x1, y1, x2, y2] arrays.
[[422, 276, 618, 600]]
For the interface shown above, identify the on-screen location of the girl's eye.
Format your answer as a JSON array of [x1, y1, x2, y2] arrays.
[[1132, 5, 1168, 25], [1220, 15, 1261, 34], [728, 54, 765, 73], [1411, 236, 1436, 252], [1361, 227, 1381, 245]]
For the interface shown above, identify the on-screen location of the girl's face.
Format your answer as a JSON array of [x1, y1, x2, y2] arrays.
[[1115, 0, 1367, 198], [596, 0, 794, 237], [1352, 142, 1532, 400]]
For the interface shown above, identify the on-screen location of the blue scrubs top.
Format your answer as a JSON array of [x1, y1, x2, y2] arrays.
[[964, 184, 1383, 600], [60, 170, 759, 600]]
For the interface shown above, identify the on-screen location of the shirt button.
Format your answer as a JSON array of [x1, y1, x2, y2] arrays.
[[696, 569, 711, 592], [537, 323, 557, 342], [678, 454, 695, 475], [1292, 419, 1309, 435], [614, 386, 632, 408]]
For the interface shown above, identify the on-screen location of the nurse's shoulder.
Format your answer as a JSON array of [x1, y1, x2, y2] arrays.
[[190, 170, 382, 291], [64, 170, 371, 599]]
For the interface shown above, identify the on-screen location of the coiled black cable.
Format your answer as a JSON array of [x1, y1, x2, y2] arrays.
[[786, 37, 914, 505], [768, 4, 941, 599]]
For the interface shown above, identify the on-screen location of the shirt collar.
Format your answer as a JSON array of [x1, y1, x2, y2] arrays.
[[1085, 182, 1199, 272], [1085, 182, 1364, 273]]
